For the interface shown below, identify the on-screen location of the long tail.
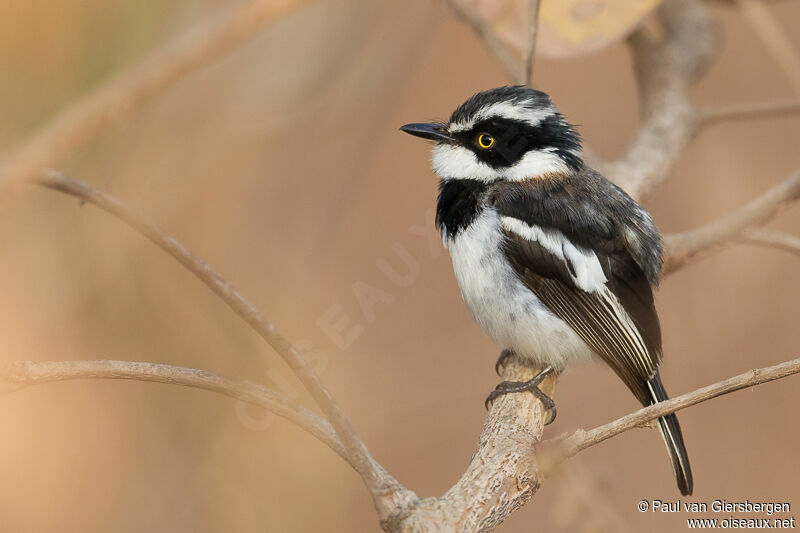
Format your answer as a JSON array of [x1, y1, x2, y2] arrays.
[[647, 373, 693, 496]]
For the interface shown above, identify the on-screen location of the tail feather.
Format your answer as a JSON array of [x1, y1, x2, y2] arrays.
[[647, 374, 693, 496]]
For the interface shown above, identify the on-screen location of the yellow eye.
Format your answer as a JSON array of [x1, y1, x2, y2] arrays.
[[477, 133, 494, 149]]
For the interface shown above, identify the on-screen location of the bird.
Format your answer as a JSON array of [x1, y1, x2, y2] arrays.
[[399, 85, 693, 496]]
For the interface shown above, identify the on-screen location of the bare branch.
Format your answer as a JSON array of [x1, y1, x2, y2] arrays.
[[602, 0, 719, 199], [734, 0, 800, 96], [740, 228, 800, 256], [447, 0, 521, 82], [6, 351, 800, 531], [384, 362, 555, 532], [663, 169, 800, 273], [553, 356, 800, 462], [522, 0, 542, 86], [0, 360, 347, 463], [34, 170, 406, 514], [701, 99, 800, 125], [0, 0, 309, 193]]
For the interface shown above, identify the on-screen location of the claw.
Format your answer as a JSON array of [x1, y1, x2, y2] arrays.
[[494, 349, 516, 376], [484, 366, 557, 425]]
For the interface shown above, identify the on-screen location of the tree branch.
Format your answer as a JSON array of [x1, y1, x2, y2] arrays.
[[33, 170, 408, 516], [447, 0, 525, 82], [522, 0, 542, 86], [740, 228, 800, 257], [663, 169, 800, 273], [0, 360, 347, 463], [383, 362, 556, 532], [552, 356, 800, 463], [700, 99, 800, 125], [600, 0, 719, 199], [5, 352, 799, 532], [0, 0, 310, 193]]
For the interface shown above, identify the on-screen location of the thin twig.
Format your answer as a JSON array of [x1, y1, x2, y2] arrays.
[[701, 99, 800, 125], [0, 360, 347, 462], [553, 356, 800, 461], [447, 0, 521, 81], [0, 0, 309, 193], [735, 0, 800, 96], [522, 0, 542, 86], [34, 170, 403, 513], [740, 228, 800, 256], [664, 169, 800, 273]]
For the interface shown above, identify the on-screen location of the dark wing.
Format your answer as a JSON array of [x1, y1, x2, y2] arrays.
[[499, 215, 662, 405]]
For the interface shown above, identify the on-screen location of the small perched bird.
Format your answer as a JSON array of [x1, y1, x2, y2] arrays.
[[400, 86, 692, 496]]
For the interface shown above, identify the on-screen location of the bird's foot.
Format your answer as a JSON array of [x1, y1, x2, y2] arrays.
[[485, 366, 557, 425], [494, 348, 518, 376]]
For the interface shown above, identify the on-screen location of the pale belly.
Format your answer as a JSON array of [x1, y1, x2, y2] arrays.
[[444, 209, 594, 369]]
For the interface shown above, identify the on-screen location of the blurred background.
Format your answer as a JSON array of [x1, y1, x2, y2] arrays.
[[0, 1, 798, 531]]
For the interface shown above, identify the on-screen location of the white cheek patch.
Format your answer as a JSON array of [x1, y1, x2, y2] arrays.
[[500, 217, 608, 293], [431, 144, 501, 182], [448, 102, 555, 133], [431, 144, 570, 182], [503, 150, 570, 180]]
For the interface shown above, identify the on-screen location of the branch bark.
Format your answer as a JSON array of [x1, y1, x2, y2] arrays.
[[0, 0, 310, 194], [383, 362, 556, 532]]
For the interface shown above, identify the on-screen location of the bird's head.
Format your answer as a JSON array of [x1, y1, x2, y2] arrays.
[[400, 86, 583, 182]]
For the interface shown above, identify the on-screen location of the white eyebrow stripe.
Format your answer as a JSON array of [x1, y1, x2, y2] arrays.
[[448, 101, 555, 133]]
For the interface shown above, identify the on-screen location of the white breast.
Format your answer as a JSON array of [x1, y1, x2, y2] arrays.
[[444, 209, 594, 369]]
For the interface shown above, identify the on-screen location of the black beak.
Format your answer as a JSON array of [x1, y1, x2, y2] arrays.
[[399, 122, 453, 142]]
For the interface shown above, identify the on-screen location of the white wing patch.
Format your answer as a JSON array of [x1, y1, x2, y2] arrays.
[[500, 217, 607, 293], [500, 216, 654, 375]]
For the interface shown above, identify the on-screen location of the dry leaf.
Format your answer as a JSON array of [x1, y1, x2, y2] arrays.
[[458, 0, 663, 59]]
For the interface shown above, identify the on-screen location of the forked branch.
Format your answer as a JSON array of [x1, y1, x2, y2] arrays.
[[2, 352, 799, 532], [664, 169, 800, 273], [602, 0, 718, 198], [34, 170, 406, 515]]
